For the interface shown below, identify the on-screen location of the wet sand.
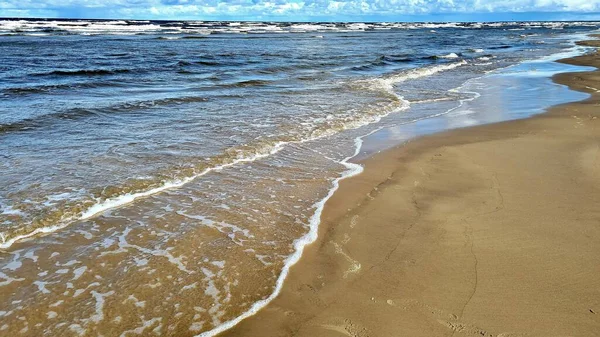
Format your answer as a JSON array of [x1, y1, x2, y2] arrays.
[[221, 38, 600, 336]]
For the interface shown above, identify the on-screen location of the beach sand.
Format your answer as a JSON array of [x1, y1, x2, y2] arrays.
[[220, 39, 600, 336]]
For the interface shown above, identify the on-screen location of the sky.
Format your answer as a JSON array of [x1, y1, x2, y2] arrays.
[[1, 0, 600, 22]]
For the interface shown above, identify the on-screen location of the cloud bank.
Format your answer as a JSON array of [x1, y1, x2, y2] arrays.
[[1, 0, 600, 21]]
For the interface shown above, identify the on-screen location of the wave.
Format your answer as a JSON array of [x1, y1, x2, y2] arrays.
[[32, 68, 133, 77], [350, 61, 468, 99], [425, 52, 463, 60], [219, 79, 273, 88], [410, 96, 457, 104], [350, 54, 430, 71], [106, 52, 130, 57], [440, 52, 460, 59], [253, 60, 341, 74], [468, 48, 485, 53], [195, 60, 222, 66], [0, 61, 468, 249], [175, 58, 244, 68], [383, 54, 415, 63], [1, 81, 121, 96], [489, 45, 512, 50], [351, 56, 390, 71], [175, 60, 193, 66], [181, 35, 209, 39], [2, 20, 600, 37], [0, 108, 103, 133], [0, 96, 210, 133]]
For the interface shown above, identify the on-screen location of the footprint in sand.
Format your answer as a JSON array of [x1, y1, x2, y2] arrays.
[[331, 242, 361, 278], [350, 215, 359, 228], [319, 317, 369, 337]]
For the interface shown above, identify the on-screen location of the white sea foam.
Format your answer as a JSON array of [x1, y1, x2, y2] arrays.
[[33, 281, 51, 294], [2, 20, 599, 36], [3, 254, 22, 271], [534, 44, 591, 62], [72, 266, 87, 280], [118, 317, 161, 336], [360, 61, 467, 95], [440, 52, 459, 58], [410, 96, 455, 104], [1, 205, 24, 216], [176, 212, 253, 244]]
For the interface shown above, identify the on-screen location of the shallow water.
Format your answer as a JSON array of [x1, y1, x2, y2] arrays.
[[0, 19, 598, 336], [359, 58, 593, 156]]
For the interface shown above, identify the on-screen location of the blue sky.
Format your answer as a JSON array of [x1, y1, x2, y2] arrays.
[[1, 0, 600, 22]]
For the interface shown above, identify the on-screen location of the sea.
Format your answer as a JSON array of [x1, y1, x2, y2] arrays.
[[0, 19, 598, 336]]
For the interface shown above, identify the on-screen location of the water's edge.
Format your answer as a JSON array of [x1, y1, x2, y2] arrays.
[[194, 36, 597, 337]]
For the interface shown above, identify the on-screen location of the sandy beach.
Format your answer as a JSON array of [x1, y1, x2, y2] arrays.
[[221, 38, 600, 336]]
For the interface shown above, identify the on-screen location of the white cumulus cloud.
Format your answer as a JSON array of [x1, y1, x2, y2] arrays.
[[1, 0, 600, 19]]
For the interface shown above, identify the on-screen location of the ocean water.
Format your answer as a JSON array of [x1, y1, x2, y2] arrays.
[[0, 19, 598, 336]]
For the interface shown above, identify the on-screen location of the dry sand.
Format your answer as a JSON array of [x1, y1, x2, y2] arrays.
[[220, 41, 600, 337]]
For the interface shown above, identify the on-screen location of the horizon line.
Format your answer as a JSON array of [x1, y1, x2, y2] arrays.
[[2, 16, 600, 24]]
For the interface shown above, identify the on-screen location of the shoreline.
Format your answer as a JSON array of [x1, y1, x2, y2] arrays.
[[218, 38, 600, 336]]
